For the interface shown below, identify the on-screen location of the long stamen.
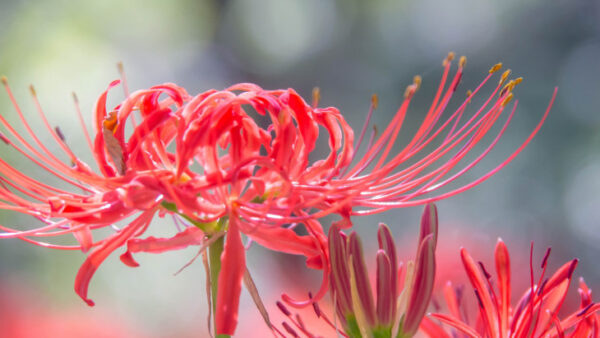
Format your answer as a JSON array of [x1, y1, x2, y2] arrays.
[[117, 62, 130, 97], [29, 85, 79, 162], [72, 92, 95, 154], [339, 94, 378, 178]]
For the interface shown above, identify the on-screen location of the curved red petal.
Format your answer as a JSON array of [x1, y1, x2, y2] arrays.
[[215, 218, 246, 335], [74, 210, 154, 306]]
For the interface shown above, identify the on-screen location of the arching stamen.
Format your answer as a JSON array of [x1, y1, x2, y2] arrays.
[[2, 80, 74, 173], [339, 94, 378, 177], [117, 61, 130, 97], [72, 92, 95, 153], [30, 85, 81, 163], [0, 131, 9, 144]]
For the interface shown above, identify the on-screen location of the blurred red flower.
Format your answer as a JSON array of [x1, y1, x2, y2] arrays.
[[0, 278, 142, 338], [423, 240, 600, 338]]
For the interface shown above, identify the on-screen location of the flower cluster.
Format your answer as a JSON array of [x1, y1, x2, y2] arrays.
[[0, 54, 556, 335]]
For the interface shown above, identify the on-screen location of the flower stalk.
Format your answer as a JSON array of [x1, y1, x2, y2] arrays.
[[209, 233, 226, 336]]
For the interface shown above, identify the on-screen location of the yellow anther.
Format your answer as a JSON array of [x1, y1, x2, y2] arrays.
[[489, 63, 503, 74], [413, 75, 422, 90], [29, 85, 37, 96], [1, 76, 8, 86], [466, 89, 473, 103], [514, 77, 523, 85], [312, 87, 321, 106], [443, 52, 455, 66], [178, 172, 192, 183], [459, 56, 467, 68], [499, 69, 511, 85], [501, 80, 514, 96], [103, 111, 118, 133], [117, 61, 125, 74], [501, 92, 514, 107], [371, 94, 379, 109], [72, 92, 79, 103]]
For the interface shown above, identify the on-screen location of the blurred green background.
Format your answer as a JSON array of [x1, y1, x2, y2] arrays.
[[0, 0, 599, 337]]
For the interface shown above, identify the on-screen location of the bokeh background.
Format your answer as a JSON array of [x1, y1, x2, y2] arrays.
[[0, 0, 599, 337]]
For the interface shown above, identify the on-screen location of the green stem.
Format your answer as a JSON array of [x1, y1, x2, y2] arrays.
[[208, 218, 229, 338], [160, 201, 219, 233], [209, 235, 224, 325]]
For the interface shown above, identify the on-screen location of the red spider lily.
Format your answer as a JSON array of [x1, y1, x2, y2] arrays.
[[423, 239, 600, 338], [0, 53, 555, 335], [276, 204, 438, 338], [0, 77, 324, 336]]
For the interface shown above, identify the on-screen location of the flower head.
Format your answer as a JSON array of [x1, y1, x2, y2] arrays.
[[0, 75, 332, 335], [424, 239, 600, 338]]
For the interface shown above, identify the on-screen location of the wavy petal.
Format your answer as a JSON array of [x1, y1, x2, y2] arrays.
[[74, 210, 155, 306], [119, 226, 204, 267]]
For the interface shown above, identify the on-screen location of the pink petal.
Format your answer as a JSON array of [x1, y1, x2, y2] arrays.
[[419, 316, 451, 338], [418, 203, 438, 249], [245, 226, 319, 258], [74, 210, 154, 306], [348, 232, 377, 328], [460, 247, 500, 338], [119, 226, 204, 267], [494, 238, 510, 337], [377, 223, 398, 322], [376, 250, 393, 327], [429, 313, 480, 338], [92, 80, 122, 177], [328, 226, 353, 320], [216, 217, 246, 335], [72, 225, 93, 253], [403, 235, 436, 335]]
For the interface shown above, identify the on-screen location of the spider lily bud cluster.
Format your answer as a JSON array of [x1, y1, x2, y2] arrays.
[[278, 204, 438, 338], [328, 204, 438, 338]]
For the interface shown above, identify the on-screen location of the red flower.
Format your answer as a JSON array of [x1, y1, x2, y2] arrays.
[[0, 77, 326, 335], [0, 53, 556, 335], [423, 240, 600, 338]]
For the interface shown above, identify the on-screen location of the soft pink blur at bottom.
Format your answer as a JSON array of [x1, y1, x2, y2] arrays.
[[0, 277, 143, 338]]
